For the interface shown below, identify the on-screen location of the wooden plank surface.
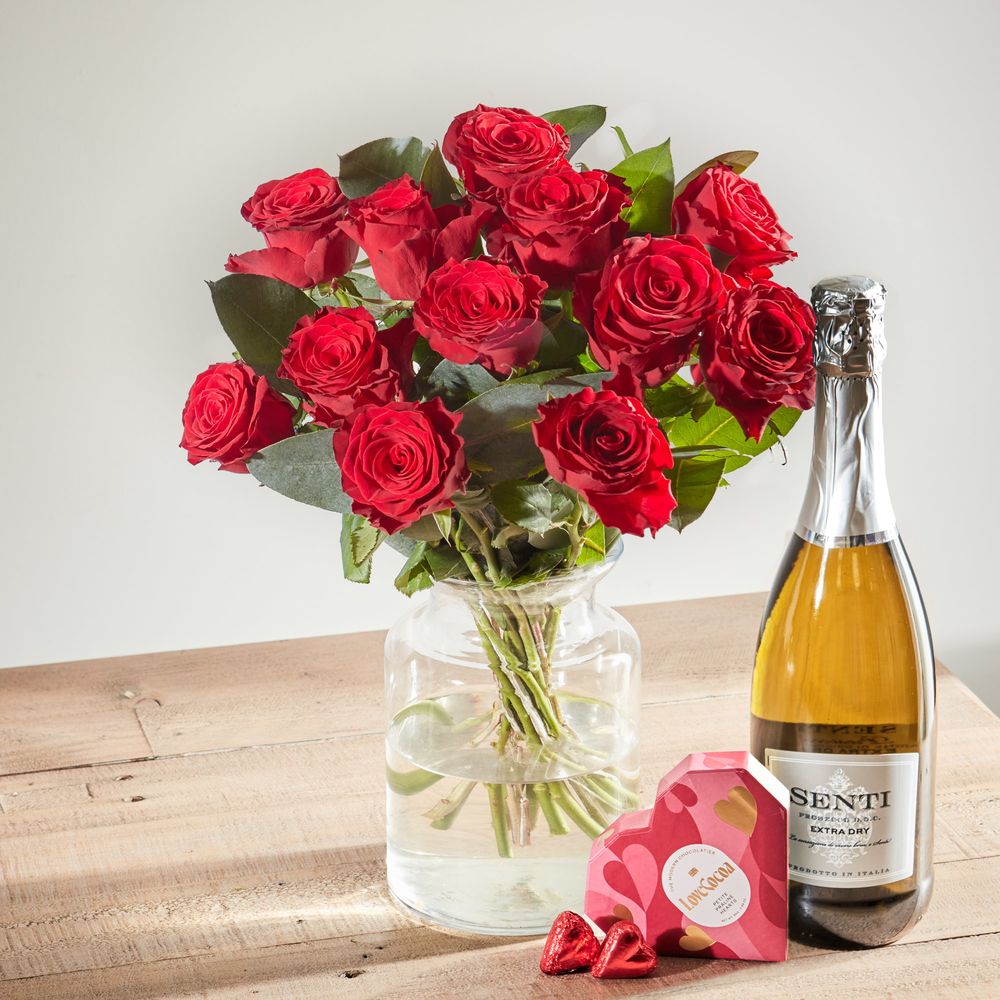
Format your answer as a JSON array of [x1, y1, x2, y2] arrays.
[[0, 593, 998, 998]]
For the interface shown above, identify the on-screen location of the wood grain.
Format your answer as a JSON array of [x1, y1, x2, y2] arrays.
[[0, 593, 998, 998]]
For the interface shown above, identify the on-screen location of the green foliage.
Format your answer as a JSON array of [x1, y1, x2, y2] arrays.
[[576, 520, 607, 566], [458, 373, 608, 484], [611, 125, 634, 158], [208, 274, 316, 384], [675, 150, 758, 197], [420, 359, 499, 408], [665, 455, 727, 532], [611, 139, 674, 236], [340, 513, 385, 583], [419, 143, 460, 207], [491, 482, 576, 534], [339, 136, 432, 198], [248, 429, 351, 513], [541, 105, 607, 158]]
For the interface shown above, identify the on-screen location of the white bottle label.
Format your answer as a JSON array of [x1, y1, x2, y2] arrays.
[[765, 749, 918, 888], [661, 843, 752, 927]]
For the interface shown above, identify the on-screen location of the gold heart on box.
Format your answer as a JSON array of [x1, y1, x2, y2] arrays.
[[679, 925, 715, 951], [713, 786, 757, 837], [612, 903, 633, 922]]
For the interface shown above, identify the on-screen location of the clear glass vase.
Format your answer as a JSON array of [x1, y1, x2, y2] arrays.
[[384, 542, 640, 935]]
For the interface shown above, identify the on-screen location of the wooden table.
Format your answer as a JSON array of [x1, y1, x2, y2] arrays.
[[1, 594, 998, 999]]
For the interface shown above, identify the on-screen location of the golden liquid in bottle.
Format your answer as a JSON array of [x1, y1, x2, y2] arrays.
[[751, 534, 936, 948]]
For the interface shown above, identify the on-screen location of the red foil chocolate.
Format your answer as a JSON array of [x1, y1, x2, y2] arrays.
[[584, 751, 789, 962]]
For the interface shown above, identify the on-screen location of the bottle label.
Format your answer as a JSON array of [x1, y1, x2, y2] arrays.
[[661, 843, 752, 927], [764, 748, 918, 888]]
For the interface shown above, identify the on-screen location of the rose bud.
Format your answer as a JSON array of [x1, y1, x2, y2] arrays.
[[413, 258, 546, 374], [277, 307, 416, 428], [700, 280, 816, 440], [337, 175, 492, 301], [487, 167, 631, 289], [533, 387, 676, 536], [443, 105, 570, 201], [574, 234, 725, 387], [672, 165, 794, 276], [180, 361, 295, 473], [333, 398, 470, 533], [225, 168, 357, 288]]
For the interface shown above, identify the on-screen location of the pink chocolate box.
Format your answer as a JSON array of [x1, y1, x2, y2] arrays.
[[585, 750, 789, 962]]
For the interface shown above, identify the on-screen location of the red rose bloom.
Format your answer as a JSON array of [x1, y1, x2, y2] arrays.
[[574, 234, 725, 387], [533, 387, 676, 536], [225, 168, 357, 288], [333, 398, 470, 533], [413, 258, 546, 374], [277, 307, 415, 427], [443, 105, 570, 201], [486, 167, 631, 289], [672, 165, 794, 275], [337, 175, 492, 300], [700, 281, 816, 440], [180, 361, 295, 473]]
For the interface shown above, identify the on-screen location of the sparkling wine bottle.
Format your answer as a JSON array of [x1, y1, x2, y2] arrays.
[[751, 276, 936, 948]]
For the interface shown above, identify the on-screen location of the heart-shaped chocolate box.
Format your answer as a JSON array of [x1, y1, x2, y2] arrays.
[[584, 751, 789, 962]]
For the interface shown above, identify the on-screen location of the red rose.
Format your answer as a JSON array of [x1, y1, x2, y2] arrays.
[[672, 165, 794, 275], [533, 387, 676, 536], [443, 105, 570, 201], [412, 258, 546, 374], [700, 281, 816, 440], [337, 175, 492, 300], [225, 168, 357, 288], [486, 167, 631, 289], [276, 307, 415, 427], [574, 234, 725, 387], [333, 398, 470, 532], [180, 361, 295, 473]]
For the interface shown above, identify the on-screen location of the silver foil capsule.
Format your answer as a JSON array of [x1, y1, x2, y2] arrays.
[[812, 275, 887, 377]]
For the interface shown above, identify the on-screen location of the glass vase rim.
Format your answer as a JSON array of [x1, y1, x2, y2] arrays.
[[433, 537, 624, 598]]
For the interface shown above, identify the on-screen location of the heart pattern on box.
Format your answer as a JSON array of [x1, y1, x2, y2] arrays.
[[713, 786, 758, 837]]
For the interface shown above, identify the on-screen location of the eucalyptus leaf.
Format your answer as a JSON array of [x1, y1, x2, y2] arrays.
[[339, 136, 432, 198], [611, 139, 674, 236], [421, 359, 499, 407], [419, 143, 460, 207], [541, 104, 607, 158], [207, 274, 317, 376], [248, 429, 352, 513], [674, 150, 759, 197], [457, 372, 608, 484]]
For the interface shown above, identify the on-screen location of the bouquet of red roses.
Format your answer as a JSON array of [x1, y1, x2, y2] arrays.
[[181, 104, 814, 851]]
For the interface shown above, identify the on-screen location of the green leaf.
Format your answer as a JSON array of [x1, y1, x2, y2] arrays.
[[506, 548, 567, 587], [248, 429, 352, 513], [541, 105, 607, 159], [644, 374, 709, 419], [537, 317, 588, 369], [340, 513, 384, 584], [576, 520, 606, 566], [394, 542, 433, 596], [208, 274, 317, 377], [611, 125, 634, 158], [419, 143, 460, 208], [666, 455, 727, 532], [674, 150, 759, 197], [386, 765, 443, 795], [339, 136, 432, 198], [421, 359, 499, 408], [432, 510, 452, 543], [492, 482, 572, 533], [423, 544, 466, 581], [457, 373, 608, 484], [665, 403, 802, 474], [611, 139, 674, 236]]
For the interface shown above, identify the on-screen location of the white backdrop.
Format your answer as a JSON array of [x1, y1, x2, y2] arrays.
[[2, 0, 997, 710]]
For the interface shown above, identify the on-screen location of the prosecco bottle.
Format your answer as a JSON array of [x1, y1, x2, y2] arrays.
[[751, 276, 936, 948]]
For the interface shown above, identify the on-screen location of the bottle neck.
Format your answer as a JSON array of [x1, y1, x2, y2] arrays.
[[796, 372, 897, 547]]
